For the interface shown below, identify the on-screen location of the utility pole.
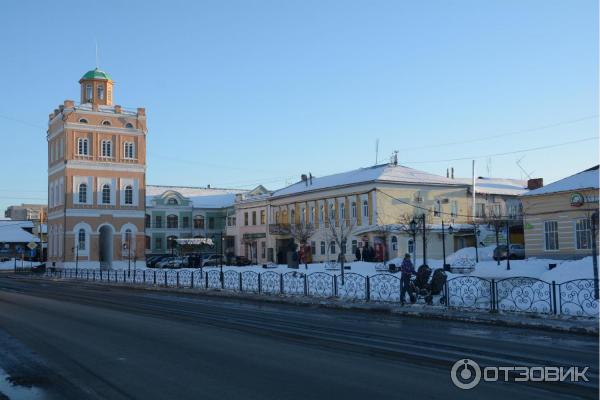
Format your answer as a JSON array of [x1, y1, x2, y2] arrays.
[[421, 214, 427, 266], [441, 220, 446, 267], [506, 221, 511, 270], [592, 211, 599, 299]]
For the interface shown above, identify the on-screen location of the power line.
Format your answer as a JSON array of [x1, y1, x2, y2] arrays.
[[397, 115, 598, 151], [402, 136, 598, 164]]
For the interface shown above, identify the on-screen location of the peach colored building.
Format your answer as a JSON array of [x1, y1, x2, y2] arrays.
[[47, 68, 147, 269]]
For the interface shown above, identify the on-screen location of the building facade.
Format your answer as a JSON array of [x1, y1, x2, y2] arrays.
[[47, 68, 147, 269], [5, 204, 47, 221], [521, 166, 599, 260], [145, 185, 245, 256]]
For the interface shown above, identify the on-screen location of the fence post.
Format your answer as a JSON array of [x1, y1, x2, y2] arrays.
[[164, 271, 167, 287], [205, 272, 208, 289], [444, 281, 449, 307], [304, 274, 308, 296], [552, 281, 558, 315], [153, 270, 156, 285], [190, 271, 194, 289], [176, 271, 180, 288], [279, 273, 284, 294], [491, 280, 496, 312], [334, 274, 338, 297], [258, 273, 262, 293], [239, 272, 243, 292], [366, 276, 370, 301]]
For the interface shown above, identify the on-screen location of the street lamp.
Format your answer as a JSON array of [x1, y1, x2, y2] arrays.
[[474, 224, 481, 263], [420, 214, 427, 266], [122, 237, 131, 278], [441, 220, 447, 268], [409, 218, 417, 263], [71, 245, 79, 276]]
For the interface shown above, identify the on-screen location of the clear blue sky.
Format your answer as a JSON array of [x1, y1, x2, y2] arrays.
[[0, 0, 597, 213]]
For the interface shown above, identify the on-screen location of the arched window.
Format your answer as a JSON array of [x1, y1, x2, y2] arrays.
[[193, 215, 205, 229], [77, 138, 89, 155], [330, 241, 336, 254], [101, 140, 112, 157], [79, 118, 88, 124], [167, 198, 178, 205], [102, 120, 111, 126], [145, 214, 151, 228], [391, 236, 398, 251], [125, 123, 134, 128], [351, 202, 357, 218], [102, 184, 111, 204], [124, 185, 133, 205], [362, 200, 369, 218], [78, 183, 87, 203], [320, 241, 326, 255], [124, 142, 135, 159], [167, 214, 178, 229], [85, 84, 93, 101], [78, 229, 86, 250], [124, 229, 132, 243], [97, 85, 104, 100]]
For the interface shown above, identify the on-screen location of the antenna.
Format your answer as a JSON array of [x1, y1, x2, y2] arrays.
[[375, 139, 379, 165], [516, 156, 533, 180], [486, 157, 492, 177], [95, 38, 99, 69]]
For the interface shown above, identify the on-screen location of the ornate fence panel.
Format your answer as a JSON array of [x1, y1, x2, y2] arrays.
[[110, 270, 119, 282], [496, 277, 552, 314], [133, 270, 144, 284], [223, 270, 240, 291], [307, 272, 334, 298], [124, 271, 135, 284], [260, 271, 281, 294], [241, 271, 260, 293], [559, 279, 599, 317], [282, 271, 305, 295], [92, 270, 102, 281], [446, 277, 492, 310], [178, 270, 193, 288], [369, 274, 401, 302], [207, 270, 222, 289], [336, 273, 367, 301], [193, 270, 204, 288], [165, 270, 178, 287]]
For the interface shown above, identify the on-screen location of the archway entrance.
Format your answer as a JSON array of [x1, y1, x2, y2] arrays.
[[99, 225, 113, 269]]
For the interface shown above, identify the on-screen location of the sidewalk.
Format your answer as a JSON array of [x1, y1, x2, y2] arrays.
[[41, 275, 599, 336]]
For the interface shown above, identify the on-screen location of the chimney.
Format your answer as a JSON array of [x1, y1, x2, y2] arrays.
[[451, 167, 454, 179], [446, 168, 449, 178], [64, 100, 74, 108], [114, 105, 122, 114], [527, 178, 543, 190], [309, 173, 313, 185], [301, 174, 308, 186], [207, 184, 211, 189]]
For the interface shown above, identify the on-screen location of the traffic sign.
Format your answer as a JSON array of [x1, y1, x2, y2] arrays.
[[27, 242, 37, 250]]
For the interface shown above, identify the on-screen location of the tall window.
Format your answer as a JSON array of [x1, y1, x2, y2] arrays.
[[155, 237, 163, 250], [101, 140, 112, 157], [408, 239, 414, 254], [78, 183, 87, 203], [451, 201, 458, 218], [86, 84, 93, 101], [575, 218, 592, 250], [97, 84, 104, 100], [290, 209, 295, 224], [351, 202, 357, 219], [544, 221, 559, 250], [124, 185, 133, 205], [352, 240, 357, 255], [167, 214, 178, 229], [300, 207, 305, 224], [252, 211, 257, 225], [208, 217, 215, 229], [244, 212, 249, 226], [155, 215, 163, 228], [124, 142, 135, 159], [145, 214, 151, 228], [310, 207, 315, 223], [340, 203, 345, 220], [362, 200, 368, 218], [391, 236, 398, 251], [78, 229, 86, 250], [319, 205, 324, 222], [260, 210, 266, 225], [77, 138, 89, 155], [434, 200, 441, 217], [330, 241, 336, 254], [145, 236, 151, 250], [101, 184, 111, 204], [320, 241, 326, 255], [124, 229, 132, 246], [182, 216, 189, 229], [194, 215, 205, 229]]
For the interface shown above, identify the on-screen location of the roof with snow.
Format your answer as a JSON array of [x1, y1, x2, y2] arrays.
[[522, 165, 599, 196], [0, 221, 40, 243], [272, 164, 466, 198], [454, 177, 528, 196], [146, 185, 246, 208]]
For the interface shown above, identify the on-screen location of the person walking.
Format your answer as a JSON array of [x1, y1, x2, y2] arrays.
[[400, 253, 415, 305], [355, 246, 362, 262]]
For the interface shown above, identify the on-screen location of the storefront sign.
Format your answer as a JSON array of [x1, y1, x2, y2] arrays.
[[570, 192, 585, 208]]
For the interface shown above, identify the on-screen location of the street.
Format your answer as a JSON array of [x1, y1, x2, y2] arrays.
[[0, 275, 597, 400]]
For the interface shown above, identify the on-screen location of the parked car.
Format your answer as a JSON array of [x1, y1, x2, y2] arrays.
[[156, 256, 178, 268], [232, 256, 252, 266], [201, 254, 223, 267], [493, 244, 525, 261], [148, 255, 170, 268]]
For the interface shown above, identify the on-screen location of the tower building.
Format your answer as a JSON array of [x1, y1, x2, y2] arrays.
[[47, 68, 147, 269]]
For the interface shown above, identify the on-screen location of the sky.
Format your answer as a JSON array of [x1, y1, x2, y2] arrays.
[[0, 0, 597, 213]]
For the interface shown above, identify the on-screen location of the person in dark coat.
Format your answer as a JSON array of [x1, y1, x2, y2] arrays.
[[355, 247, 362, 262], [400, 253, 415, 305]]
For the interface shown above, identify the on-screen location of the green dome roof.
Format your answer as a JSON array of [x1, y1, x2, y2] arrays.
[[81, 68, 112, 81]]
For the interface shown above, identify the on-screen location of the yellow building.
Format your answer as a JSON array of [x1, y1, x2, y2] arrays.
[[47, 68, 147, 269], [521, 166, 599, 260]]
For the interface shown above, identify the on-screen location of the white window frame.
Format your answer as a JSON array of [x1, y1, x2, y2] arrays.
[[77, 138, 89, 156], [101, 184, 111, 205], [544, 220, 559, 251], [86, 84, 93, 101], [575, 218, 592, 250], [101, 140, 112, 158], [78, 183, 87, 204], [124, 142, 135, 159]]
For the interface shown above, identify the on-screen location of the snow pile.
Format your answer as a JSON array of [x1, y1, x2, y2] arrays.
[[446, 246, 495, 266]]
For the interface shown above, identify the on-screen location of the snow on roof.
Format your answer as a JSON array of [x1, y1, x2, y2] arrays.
[[0, 221, 39, 243], [454, 177, 528, 196], [73, 103, 138, 116], [146, 185, 246, 208], [522, 165, 599, 196], [273, 164, 465, 197]]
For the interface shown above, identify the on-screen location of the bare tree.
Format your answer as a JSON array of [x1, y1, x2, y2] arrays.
[[484, 208, 505, 265], [288, 223, 316, 268], [327, 215, 356, 284], [396, 212, 433, 266]]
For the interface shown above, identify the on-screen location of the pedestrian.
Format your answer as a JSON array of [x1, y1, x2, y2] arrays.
[[400, 253, 415, 305], [355, 246, 361, 262]]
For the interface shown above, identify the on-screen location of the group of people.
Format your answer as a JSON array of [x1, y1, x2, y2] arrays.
[[354, 244, 378, 262]]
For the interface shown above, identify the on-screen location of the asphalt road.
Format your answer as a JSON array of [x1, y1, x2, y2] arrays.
[[0, 275, 597, 400]]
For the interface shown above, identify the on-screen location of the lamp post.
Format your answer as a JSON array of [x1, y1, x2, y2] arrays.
[[72, 245, 79, 275], [421, 214, 427, 266], [473, 224, 480, 263], [591, 211, 598, 299], [123, 233, 132, 277], [506, 221, 511, 271], [447, 225, 454, 271], [409, 218, 417, 263]]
